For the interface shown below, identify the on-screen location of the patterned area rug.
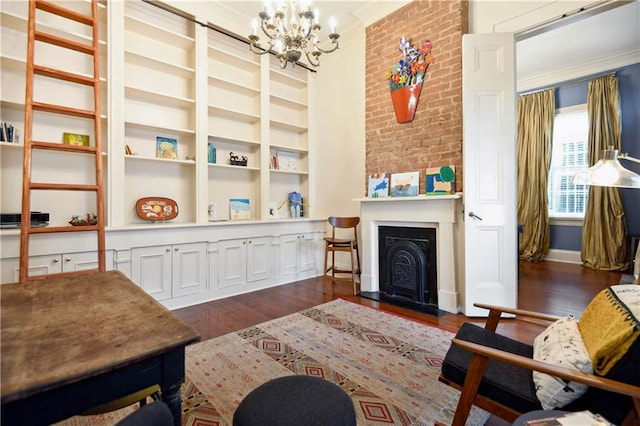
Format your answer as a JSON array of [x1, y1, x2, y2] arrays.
[[59, 299, 489, 425]]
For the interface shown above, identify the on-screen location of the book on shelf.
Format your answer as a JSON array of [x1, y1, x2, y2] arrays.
[[63, 132, 89, 146], [156, 136, 178, 159], [208, 143, 216, 164], [229, 198, 251, 220], [0, 123, 18, 143], [277, 151, 297, 171], [368, 173, 390, 198], [271, 153, 279, 170]]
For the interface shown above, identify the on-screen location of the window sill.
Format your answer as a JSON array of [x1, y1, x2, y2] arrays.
[[549, 217, 584, 227]]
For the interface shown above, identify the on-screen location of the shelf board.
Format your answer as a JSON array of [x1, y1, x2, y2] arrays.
[[0, 141, 23, 150], [124, 120, 195, 136], [1, 10, 107, 48], [208, 163, 260, 172], [270, 68, 307, 88], [125, 155, 196, 166], [125, 15, 194, 49], [208, 135, 261, 147], [270, 119, 308, 133], [270, 168, 309, 176], [125, 51, 194, 79], [270, 94, 307, 110], [208, 75, 260, 96], [125, 86, 195, 108], [208, 45, 260, 70], [269, 144, 308, 154], [208, 105, 261, 124]]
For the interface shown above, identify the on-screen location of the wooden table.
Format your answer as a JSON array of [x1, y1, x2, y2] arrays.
[[1, 270, 200, 426]]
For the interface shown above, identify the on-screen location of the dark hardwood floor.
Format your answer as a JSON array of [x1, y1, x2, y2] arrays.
[[172, 260, 624, 426]]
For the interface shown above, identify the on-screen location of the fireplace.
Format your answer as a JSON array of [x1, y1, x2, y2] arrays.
[[357, 194, 463, 314], [378, 226, 437, 306]]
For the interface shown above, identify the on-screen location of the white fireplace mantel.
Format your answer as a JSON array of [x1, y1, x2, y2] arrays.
[[356, 194, 464, 314]]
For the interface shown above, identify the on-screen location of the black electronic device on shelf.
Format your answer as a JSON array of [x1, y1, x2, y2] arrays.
[[0, 212, 50, 229]]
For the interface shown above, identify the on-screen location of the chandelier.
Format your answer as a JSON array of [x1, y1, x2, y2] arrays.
[[248, 1, 340, 69]]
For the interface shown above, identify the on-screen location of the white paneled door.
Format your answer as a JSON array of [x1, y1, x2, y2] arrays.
[[462, 33, 518, 316]]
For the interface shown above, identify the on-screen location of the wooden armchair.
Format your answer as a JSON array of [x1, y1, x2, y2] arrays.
[[439, 285, 640, 426]]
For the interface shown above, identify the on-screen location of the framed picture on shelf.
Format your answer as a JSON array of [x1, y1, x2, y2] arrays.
[[229, 198, 251, 220], [277, 151, 297, 171], [156, 136, 178, 159], [390, 171, 419, 197], [425, 165, 456, 195], [63, 132, 89, 146], [368, 173, 390, 198]]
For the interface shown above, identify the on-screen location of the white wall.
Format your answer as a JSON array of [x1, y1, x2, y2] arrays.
[[312, 28, 366, 220]]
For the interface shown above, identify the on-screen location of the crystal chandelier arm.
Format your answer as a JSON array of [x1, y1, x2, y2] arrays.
[[314, 33, 339, 54]]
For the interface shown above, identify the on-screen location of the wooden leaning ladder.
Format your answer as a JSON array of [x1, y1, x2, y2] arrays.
[[19, 0, 105, 281]]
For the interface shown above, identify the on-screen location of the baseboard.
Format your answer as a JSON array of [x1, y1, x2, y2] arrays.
[[544, 249, 581, 264]]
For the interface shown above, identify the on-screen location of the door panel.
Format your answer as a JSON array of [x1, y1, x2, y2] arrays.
[[463, 33, 518, 316]]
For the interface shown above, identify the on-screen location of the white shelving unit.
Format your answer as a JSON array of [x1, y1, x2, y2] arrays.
[[0, 0, 108, 226], [0, 1, 323, 309]]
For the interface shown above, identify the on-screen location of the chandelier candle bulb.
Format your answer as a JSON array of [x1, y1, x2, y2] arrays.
[[248, 0, 340, 68]]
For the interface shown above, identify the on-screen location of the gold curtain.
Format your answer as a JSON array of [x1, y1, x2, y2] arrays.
[[517, 89, 555, 261], [582, 76, 629, 270]]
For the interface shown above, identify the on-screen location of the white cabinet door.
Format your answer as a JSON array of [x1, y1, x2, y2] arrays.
[[298, 233, 317, 272], [62, 251, 114, 272], [218, 239, 247, 288], [247, 236, 273, 283], [0, 256, 62, 283], [279, 233, 317, 277], [279, 233, 299, 277], [172, 242, 207, 298], [131, 245, 172, 301]]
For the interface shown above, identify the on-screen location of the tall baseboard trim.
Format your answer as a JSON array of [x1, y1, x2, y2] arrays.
[[545, 249, 581, 264]]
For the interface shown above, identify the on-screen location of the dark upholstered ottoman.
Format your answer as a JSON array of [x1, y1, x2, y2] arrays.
[[232, 375, 356, 426]]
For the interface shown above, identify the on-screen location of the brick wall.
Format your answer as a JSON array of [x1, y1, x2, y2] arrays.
[[365, 0, 468, 194]]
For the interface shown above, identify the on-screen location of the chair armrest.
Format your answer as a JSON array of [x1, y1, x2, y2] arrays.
[[473, 303, 564, 331], [451, 338, 640, 399]]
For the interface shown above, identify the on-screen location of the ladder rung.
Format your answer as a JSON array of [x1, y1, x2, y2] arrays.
[[23, 268, 102, 281], [31, 141, 97, 154], [30, 182, 99, 192], [35, 31, 94, 55], [32, 101, 96, 119], [34, 65, 95, 86], [35, 0, 94, 27], [28, 225, 100, 234]]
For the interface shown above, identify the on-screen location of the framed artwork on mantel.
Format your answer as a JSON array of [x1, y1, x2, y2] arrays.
[[390, 171, 419, 197]]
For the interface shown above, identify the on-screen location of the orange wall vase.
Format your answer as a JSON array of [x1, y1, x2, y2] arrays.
[[390, 83, 423, 123]]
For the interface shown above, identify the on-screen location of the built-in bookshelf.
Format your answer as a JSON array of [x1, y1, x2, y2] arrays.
[[1, 0, 314, 228], [0, 0, 108, 226]]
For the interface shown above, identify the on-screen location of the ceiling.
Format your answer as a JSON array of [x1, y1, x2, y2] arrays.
[[516, 1, 640, 84], [229, 0, 639, 85]]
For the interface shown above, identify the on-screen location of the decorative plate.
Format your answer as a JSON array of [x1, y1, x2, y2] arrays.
[[136, 197, 179, 221]]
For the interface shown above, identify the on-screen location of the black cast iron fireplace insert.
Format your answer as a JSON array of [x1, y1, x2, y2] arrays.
[[360, 225, 443, 316]]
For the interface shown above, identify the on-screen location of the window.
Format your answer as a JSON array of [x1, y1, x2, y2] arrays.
[[547, 105, 589, 219]]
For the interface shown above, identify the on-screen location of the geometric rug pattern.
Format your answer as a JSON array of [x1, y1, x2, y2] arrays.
[[185, 299, 490, 425], [58, 299, 489, 425]]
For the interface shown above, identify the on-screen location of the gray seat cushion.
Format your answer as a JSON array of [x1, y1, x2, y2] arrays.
[[232, 375, 356, 426], [441, 323, 542, 414]]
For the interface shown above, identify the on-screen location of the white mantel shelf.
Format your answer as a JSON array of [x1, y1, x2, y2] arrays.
[[354, 194, 462, 203], [357, 193, 464, 314]]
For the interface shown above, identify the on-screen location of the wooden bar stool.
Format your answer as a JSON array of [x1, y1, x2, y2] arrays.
[[323, 217, 361, 295]]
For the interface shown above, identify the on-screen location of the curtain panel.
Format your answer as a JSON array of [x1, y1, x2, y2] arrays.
[[582, 76, 629, 271], [517, 89, 555, 261]]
